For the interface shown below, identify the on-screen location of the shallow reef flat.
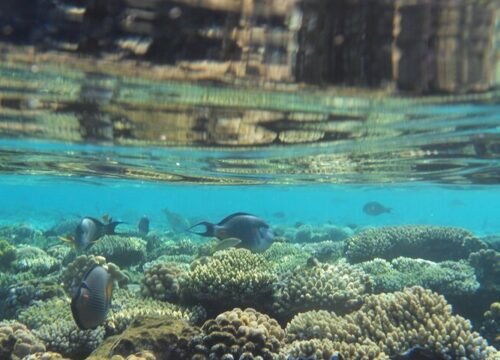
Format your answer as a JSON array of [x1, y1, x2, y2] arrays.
[[0, 222, 498, 359]]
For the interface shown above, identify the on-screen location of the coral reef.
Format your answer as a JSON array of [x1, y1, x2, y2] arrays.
[[272, 260, 372, 318], [88, 316, 201, 360], [345, 225, 487, 263], [0, 224, 43, 245], [88, 235, 146, 266], [301, 241, 345, 264], [23, 352, 71, 360], [192, 308, 285, 360], [18, 298, 105, 358], [469, 249, 500, 293], [61, 254, 128, 294], [141, 262, 187, 302], [294, 224, 352, 243], [358, 257, 479, 296], [181, 249, 277, 310], [13, 246, 60, 275], [0, 238, 16, 269], [4, 278, 65, 318], [107, 289, 206, 335], [263, 242, 310, 275], [480, 302, 499, 348], [284, 287, 498, 359], [0, 320, 46, 360]]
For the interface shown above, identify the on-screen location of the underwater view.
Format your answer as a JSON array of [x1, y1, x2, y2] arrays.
[[0, 0, 499, 360]]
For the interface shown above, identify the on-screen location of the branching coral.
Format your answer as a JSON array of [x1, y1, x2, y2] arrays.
[[358, 257, 479, 296], [468, 249, 500, 293], [18, 298, 105, 358], [345, 225, 487, 263], [181, 249, 277, 309], [263, 242, 311, 275], [13, 246, 60, 275], [141, 262, 188, 302], [480, 302, 499, 348], [192, 308, 284, 360], [272, 260, 373, 318], [284, 287, 498, 359], [88, 235, 146, 266], [0, 238, 16, 269]]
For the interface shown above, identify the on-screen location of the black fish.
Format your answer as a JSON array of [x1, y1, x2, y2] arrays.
[[71, 265, 113, 330], [188, 212, 274, 252], [60, 216, 122, 250], [390, 346, 447, 360], [363, 201, 392, 216], [138, 216, 150, 236]]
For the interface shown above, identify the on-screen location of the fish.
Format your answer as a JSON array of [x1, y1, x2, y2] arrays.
[[212, 237, 242, 253], [188, 212, 274, 252], [362, 201, 392, 216], [59, 216, 123, 250], [138, 215, 150, 236], [390, 346, 447, 360], [163, 208, 191, 232], [70, 265, 113, 330], [272, 211, 286, 219]]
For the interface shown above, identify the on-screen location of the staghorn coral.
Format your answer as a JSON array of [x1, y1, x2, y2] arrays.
[[480, 302, 499, 348], [141, 262, 188, 302], [13, 246, 60, 275], [272, 260, 372, 318], [0, 320, 46, 360], [106, 289, 206, 335], [192, 308, 284, 360], [263, 242, 311, 275], [284, 287, 498, 359], [61, 254, 128, 294], [345, 225, 487, 263], [18, 298, 105, 358], [469, 249, 500, 293], [88, 235, 146, 266], [358, 257, 479, 296], [0, 238, 16, 269], [88, 316, 201, 360], [181, 248, 277, 309]]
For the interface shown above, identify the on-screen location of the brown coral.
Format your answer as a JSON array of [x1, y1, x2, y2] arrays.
[[192, 308, 285, 360], [284, 287, 498, 359], [0, 320, 46, 360], [141, 262, 187, 302]]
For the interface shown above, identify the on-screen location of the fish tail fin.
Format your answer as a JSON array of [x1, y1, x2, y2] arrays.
[[105, 221, 124, 235], [187, 221, 215, 237]]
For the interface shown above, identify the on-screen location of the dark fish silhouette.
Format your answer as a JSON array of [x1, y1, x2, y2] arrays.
[[188, 212, 274, 252], [71, 265, 113, 330], [390, 346, 447, 360], [138, 216, 150, 236], [363, 201, 392, 216], [60, 216, 122, 250]]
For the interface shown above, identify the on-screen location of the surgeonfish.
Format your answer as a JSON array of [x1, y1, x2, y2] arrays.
[[138, 215, 150, 236], [70, 265, 113, 330], [362, 201, 392, 216], [60, 216, 123, 250], [188, 212, 274, 252]]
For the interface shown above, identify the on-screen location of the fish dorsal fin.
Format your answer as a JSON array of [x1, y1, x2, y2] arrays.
[[101, 214, 111, 223], [85, 217, 104, 226], [218, 212, 255, 225]]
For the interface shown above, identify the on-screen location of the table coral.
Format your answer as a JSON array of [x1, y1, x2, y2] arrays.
[[181, 248, 277, 309], [192, 308, 284, 360], [272, 260, 373, 318], [345, 225, 487, 263], [88, 235, 146, 266], [0, 320, 46, 360], [284, 287, 498, 359], [358, 257, 479, 296], [13, 246, 60, 275]]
